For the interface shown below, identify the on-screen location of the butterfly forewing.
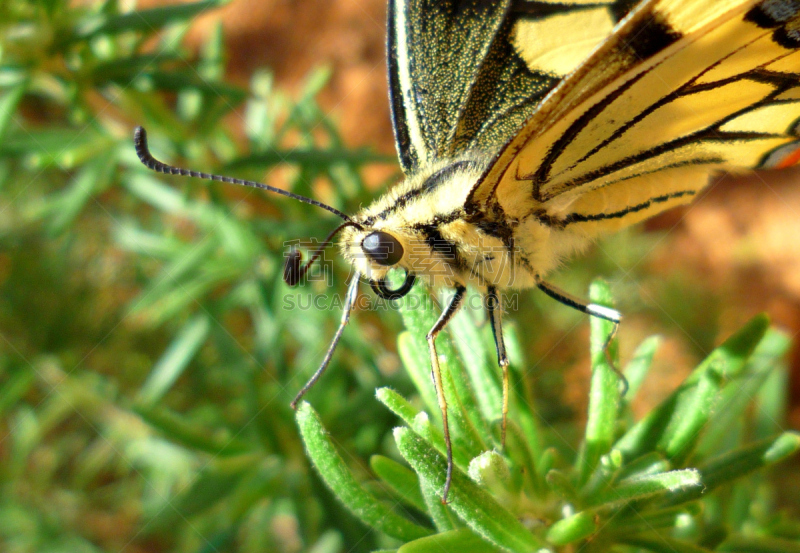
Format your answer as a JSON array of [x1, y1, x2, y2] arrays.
[[469, 0, 800, 238], [388, 0, 512, 172], [388, 0, 644, 174]]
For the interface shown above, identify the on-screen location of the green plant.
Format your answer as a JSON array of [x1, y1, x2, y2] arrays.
[[298, 279, 800, 552], [2, 1, 798, 552]]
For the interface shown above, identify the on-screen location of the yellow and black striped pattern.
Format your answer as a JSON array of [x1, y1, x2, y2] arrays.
[[346, 0, 800, 291], [388, 0, 640, 172], [468, 0, 800, 279]]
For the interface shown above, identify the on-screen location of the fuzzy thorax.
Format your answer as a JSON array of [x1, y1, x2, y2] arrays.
[[339, 156, 565, 291]]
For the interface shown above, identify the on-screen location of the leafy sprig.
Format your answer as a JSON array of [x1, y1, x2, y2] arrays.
[[299, 280, 800, 552]]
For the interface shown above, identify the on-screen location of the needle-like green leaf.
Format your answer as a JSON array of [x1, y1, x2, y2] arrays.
[[623, 335, 662, 401], [615, 315, 770, 463], [398, 528, 502, 553], [577, 279, 622, 485], [394, 427, 549, 553], [296, 403, 432, 542], [587, 469, 702, 507], [666, 432, 800, 505], [138, 315, 211, 404], [546, 511, 597, 546], [370, 455, 427, 513]]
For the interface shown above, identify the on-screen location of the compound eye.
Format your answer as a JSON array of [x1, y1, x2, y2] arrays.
[[362, 231, 404, 266]]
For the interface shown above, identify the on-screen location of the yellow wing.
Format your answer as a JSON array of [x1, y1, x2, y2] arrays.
[[468, 0, 800, 236], [511, 0, 633, 79]]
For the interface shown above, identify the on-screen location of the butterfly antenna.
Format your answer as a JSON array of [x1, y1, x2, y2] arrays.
[[133, 126, 354, 222], [283, 221, 361, 286]]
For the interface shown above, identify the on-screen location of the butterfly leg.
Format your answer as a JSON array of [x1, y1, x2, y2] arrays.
[[291, 274, 361, 409], [486, 286, 510, 448], [536, 280, 627, 395], [427, 285, 467, 503]]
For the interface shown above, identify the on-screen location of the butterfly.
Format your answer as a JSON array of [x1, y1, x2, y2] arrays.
[[135, 0, 800, 502]]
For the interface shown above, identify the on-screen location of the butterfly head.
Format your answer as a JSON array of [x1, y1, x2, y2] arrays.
[[133, 126, 493, 299], [339, 157, 492, 294], [338, 222, 418, 299]]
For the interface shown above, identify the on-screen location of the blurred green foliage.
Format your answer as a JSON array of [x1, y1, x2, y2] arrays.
[[0, 1, 400, 551], [0, 1, 798, 552]]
